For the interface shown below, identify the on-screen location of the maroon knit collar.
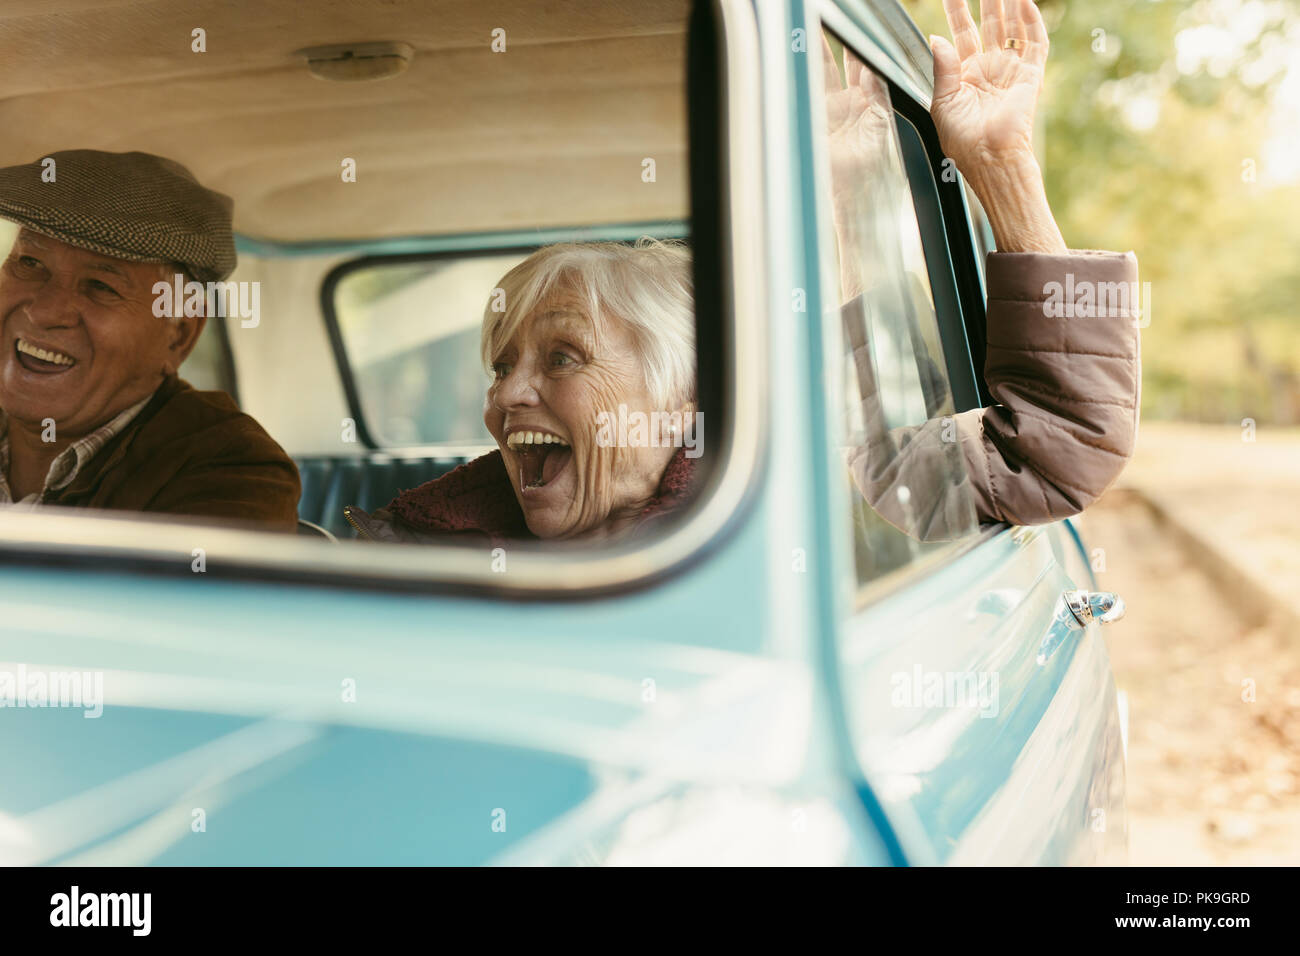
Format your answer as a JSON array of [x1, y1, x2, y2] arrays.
[[386, 446, 698, 540]]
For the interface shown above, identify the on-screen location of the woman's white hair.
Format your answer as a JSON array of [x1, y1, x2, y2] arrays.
[[481, 238, 694, 408]]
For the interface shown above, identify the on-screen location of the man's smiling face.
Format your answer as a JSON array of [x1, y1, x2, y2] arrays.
[[0, 229, 202, 437]]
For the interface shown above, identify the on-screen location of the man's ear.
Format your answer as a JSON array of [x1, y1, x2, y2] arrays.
[[163, 313, 207, 374]]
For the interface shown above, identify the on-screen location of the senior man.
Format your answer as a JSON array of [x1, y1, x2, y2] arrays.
[[0, 149, 299, 528]]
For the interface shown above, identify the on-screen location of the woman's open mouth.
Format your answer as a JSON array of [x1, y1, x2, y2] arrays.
[[14, 338, 78, 375], [506, 430, 573, 493]]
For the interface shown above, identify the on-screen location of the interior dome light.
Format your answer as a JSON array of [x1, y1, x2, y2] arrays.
[[297, 42, 414, 82]]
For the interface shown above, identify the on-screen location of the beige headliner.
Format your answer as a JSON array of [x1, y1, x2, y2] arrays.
[[0, 0, 689, 242]]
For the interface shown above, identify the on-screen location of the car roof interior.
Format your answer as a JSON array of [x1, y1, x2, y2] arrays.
[[0, 0, 690, 243]]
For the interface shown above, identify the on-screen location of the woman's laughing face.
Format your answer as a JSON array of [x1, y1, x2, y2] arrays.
[[484, 288, 677, 541]]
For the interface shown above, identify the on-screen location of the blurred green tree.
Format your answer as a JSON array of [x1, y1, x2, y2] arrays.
[[902, 0, 1300, 423]]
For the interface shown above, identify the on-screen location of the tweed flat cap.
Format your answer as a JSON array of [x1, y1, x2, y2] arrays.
[[0, 149, 236, 282]]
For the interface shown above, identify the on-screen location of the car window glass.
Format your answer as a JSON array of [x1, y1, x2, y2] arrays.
[[818, 28, 980, 589], [0, 0, 740, 593], [331, 254, 525, 448]]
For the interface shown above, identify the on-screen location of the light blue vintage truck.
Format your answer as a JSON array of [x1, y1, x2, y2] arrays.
[[0, 0, 1126, 865]]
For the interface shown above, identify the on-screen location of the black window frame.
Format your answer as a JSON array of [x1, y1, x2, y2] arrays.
[[890, 111, 982, 412], [886, 89, 994, 409]]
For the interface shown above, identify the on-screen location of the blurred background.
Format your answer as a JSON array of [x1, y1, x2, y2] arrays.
[[907, 0, 1300, 865], [908, 0, 1300, 423]]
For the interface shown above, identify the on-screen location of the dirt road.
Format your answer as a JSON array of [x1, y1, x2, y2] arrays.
[[1078, 490, 1300, 865]]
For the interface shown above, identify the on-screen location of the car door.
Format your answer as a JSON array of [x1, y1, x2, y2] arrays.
[[807, 7, 1127, 865]]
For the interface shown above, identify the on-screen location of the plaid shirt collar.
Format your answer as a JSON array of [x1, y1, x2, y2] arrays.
[[0, 392, 155, 505]]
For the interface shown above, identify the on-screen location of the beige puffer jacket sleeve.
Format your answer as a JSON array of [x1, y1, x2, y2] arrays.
[[846, 249, 1141, 537]]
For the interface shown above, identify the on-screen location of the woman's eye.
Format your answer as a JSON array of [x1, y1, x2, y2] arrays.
[[550, 352, 574, 368], [491, 362, 512, 380]]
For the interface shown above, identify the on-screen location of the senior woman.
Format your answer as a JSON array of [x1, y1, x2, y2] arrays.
[[344, 240, 697, 545], [344, 0, 1141, 546]]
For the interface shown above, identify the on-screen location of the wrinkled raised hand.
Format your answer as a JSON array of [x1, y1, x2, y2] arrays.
[[822, 33, 893, 210], [930, 0, 1047, 169], [821, 34, 897, 301], [930, 0, 1064, 253]]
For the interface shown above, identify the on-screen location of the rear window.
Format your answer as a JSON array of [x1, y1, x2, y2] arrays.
[[325, 232, 690, 452], [328, 251, 527, 448]]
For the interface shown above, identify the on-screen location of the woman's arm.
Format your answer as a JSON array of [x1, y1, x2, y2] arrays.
[[841, 0, 1141, 537], [846, 248, 1141, 536]]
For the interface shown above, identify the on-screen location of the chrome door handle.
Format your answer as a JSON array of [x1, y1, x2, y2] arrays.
[[1038, 590, 1126, 666], [1063, 590, 1126, 627]]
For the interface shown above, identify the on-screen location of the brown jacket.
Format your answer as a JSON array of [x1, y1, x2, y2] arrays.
[[41, 374, 300, 530], [848, 249, 1141, 539]]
